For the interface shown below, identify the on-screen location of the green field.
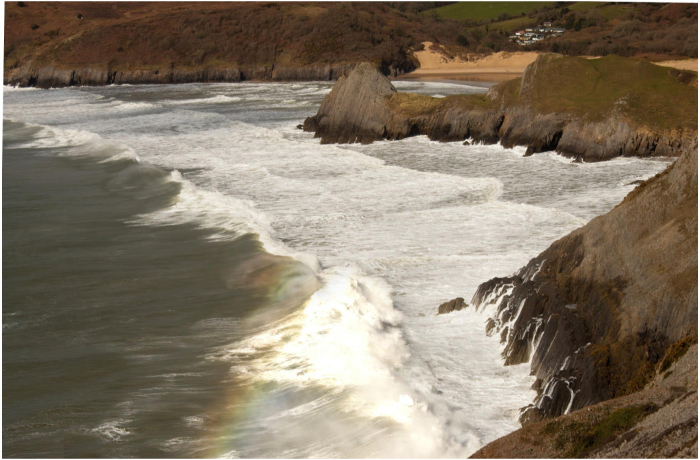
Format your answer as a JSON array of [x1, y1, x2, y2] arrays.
[[568, 2, 608, 12], [423, 2, 555, 21]]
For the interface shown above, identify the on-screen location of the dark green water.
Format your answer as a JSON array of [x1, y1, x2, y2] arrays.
[[3, 123, 309, 457]]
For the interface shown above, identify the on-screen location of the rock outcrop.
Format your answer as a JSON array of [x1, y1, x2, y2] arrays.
[[437, 297, 468, 315], [303, 56, 697, 161], [472, 344, 698, 458], [471, 146, 698, 423], [303, 62, 400, 144]]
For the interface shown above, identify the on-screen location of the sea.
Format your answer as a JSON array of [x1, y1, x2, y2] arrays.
[[2, 81, 671, 458]]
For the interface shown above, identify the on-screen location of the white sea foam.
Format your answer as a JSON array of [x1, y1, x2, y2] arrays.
[[3, 84, 42, 92], [90, 420, 132, 441], [3, 81, 673, 457], [164, 95, 242, 105], [6, 119, 142, 163], [130, 170, 321, 272]]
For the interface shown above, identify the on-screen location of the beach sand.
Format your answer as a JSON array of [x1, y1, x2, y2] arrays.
[[398, 42, 698, 84], [654, 59, 698, 71], [396, 42, 538, 83]]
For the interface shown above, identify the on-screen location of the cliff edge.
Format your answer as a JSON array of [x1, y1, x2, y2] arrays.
[[304, 55, 697, 161], [471, 145, 697, 426], [472, 344, 697, 458]]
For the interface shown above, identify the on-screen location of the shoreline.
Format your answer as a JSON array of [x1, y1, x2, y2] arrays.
[[390, 77, 499, 88]]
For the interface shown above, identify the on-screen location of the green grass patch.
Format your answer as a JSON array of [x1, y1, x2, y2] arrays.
[[569, 2, 608, 12], [387, 92, 496, 117], [478, 15, 538, 33], [598, 4, 633, 20], [422, 1, 555, 21], [386, 93, 446, 116], [519, 55, 698, 131]]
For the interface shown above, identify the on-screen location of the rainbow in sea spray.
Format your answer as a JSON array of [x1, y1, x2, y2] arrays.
[[201, 253, 474, 458]]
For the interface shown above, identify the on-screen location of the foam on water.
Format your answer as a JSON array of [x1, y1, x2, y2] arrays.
[[3, 82, 673, 457]]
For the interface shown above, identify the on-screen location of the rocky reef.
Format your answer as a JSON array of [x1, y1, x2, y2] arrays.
[[304, 55, 697, 161], [471, 145, 697, 425]]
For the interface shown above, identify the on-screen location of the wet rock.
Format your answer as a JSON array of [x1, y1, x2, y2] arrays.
[[437, 297, 467, 315], [471, 146, 698, 420]]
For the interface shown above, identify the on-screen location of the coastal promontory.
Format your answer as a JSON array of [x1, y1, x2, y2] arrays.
[[304, 54, 697, 161]]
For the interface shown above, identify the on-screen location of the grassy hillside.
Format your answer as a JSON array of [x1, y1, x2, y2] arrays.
[[521, 55, 698, 131], [4, 2, 698, 78], [422, 1, 554, 21]]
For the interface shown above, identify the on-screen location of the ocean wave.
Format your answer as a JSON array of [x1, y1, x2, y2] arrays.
[[129, 170, 321, 272], [3, 118, 142, 163], [3, 85, 42, 92], [164, 95, 242, 105], [207, 264, 467, 456]]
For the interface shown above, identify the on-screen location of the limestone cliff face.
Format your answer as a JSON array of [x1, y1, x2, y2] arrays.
[[4, 63, 358, 88], [303, 57, 697, 161], [471, 146, 698, 422]]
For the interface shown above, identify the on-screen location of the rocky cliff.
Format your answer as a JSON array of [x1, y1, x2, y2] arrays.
[[303, 55, 697, 161], [472, 344, 698, 458], [470, 145, 697, 424], [4, 63, 359, 88]]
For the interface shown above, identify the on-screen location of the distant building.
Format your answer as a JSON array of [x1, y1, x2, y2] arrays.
[[510, 24, 565, 45]]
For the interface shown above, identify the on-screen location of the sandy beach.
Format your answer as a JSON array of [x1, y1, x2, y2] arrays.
[[399, 41, 698, 84], [654, 59, 698, 71], [396, 42, 538, 83]]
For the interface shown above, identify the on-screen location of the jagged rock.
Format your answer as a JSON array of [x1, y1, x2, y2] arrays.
[[437, 297, 467, 315], [471, 146, 698, 420], [303, 62, 399, 144]]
